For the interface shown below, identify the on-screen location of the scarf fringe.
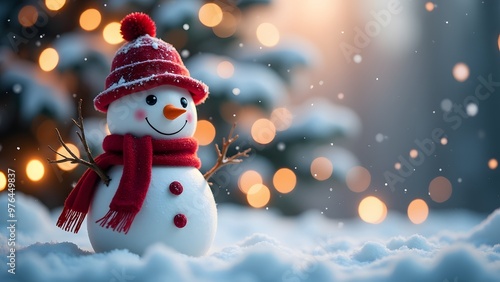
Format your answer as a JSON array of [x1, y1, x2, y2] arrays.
[[96, 210, 136, 234], [56, 208, 86, 233]]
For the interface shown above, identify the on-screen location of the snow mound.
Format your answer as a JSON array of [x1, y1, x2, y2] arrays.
[[1, 192, 499, 282]]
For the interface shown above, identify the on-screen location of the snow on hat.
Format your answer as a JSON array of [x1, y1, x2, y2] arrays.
[[94, 12, 209, 113]]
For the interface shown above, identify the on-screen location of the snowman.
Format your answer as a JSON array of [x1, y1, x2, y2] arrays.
[[53, 13, 249, 256]]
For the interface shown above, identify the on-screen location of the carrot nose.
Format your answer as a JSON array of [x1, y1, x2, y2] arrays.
[[163, 104, 186, 120]]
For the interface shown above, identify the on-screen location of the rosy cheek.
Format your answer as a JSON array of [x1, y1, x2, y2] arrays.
[[187, 113, 193, 123], [134, 109, 146, 121]]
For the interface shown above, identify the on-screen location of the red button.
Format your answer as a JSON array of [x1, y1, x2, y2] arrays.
[[174, 214, 187, 228], [169, 181, 183, 195]]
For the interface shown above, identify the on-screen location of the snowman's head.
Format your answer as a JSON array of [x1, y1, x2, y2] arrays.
[[107, 85, 197, 139]]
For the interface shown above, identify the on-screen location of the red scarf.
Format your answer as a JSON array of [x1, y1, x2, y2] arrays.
[[56, 134, 201, 234]]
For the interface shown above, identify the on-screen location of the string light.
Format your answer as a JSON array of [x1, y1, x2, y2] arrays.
[[18, 5, 38, 27], [358, 196, 387, 224], [39, 48, 59, 72], [56, 143, 80, 171], [273, 168, 296, 194], [238, 170, 262, 194], [407, 199, 429, 224], [310, 157, 333, 181], [26, 159, 45, 182], [193, 120, 216, 146], [80, 8, 101, 31], [428, 176, 452, 203], [251, 119, 276, 145], [198, 3, 223, 27], [103, 22, 123, 44], [45, 0, 66, 11], [256, 23, 280, 47], [247, 184, 270, 208]]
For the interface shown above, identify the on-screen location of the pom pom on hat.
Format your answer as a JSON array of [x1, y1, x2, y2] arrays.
[[120, 12, 156, 41]]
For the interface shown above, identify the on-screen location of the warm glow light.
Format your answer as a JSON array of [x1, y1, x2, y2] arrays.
[[238, 170, 263, 194], [199, 3, 223, 27], [440, 137, 448, 145], [26, 159, 45, 182], [247, 184, 271, 208], [18, 5, 38, 27], [409, 149, 419, 159], [488, 158, 498, 170], [193, 120, 216, 146], [216, 60, 234, 79], [358, 196, 387, 224], [498, 34, 500, 51], [273, 168, 296, 194], [251, 118, 276, 145], [56, 143, 80, 171], [407, 199, 429, 224], [103, 22, 124, 44], [45, 0, 65, 11], [39, 48, 59, 72], [429, 176, 452, 203], [452, 62, 470, 82], [425, 2, 435, 12], [310, 157, 333, 181], [346, 166, 371, 193], [213, 12, 238, 38], [270, 107, 293, 131], [80, 8, 101, 31], [0, 172, 6, 192], [256, 23, 280, 47], [394, 162, 401, 170]]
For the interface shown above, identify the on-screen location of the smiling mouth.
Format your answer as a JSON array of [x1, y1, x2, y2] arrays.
[[145, 118, 187, 136]]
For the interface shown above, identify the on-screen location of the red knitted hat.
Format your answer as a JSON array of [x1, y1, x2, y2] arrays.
[[94, 12, 209, 113]]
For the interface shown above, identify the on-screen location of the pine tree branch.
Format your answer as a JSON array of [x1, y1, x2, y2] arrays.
[[204, 123, 251, 182], [47, 99, 111, 186]]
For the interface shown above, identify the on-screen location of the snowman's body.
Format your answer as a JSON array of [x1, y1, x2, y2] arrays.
[[86, 84, 217, 256], [88, 166, 216, 256]]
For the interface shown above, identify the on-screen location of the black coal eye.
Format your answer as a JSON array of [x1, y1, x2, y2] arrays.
[[146, 95, 157, 105], [180, 97, 188, 108]]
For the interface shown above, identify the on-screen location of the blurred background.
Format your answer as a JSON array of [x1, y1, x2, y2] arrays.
[[0, 0, 499, 224]]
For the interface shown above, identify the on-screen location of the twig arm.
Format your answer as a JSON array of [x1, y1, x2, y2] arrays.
[[203, 123, 251, 182]]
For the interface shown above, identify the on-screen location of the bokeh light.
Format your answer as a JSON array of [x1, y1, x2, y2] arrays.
[[251, 118, 276, 145], [310, 157, 333, 181], [213, 12, 238, 38], [488, 158, 498, 170], [429, 176, 452, 203], [425, 2, 435, 12], [256, 23, 280, 47], [39, 48, 59, 72], [80, 8, 101, 31], [346, 166, 371, 193], [273, 168, 296, 194], [452, 62, 470, 82], [55, 143, 80, 171], [440, 137, 448, 145], [409, 149, 419, 159], [216, 60, 235, 79], [358, 196, 387, 224], [238, 170, 263, 194], [270, 107, 293, 131], [0, 172, 6, 192], [198, 3, 223, 27], [103, 22, 123, 44], [394, 162, 401, 170], [45, 0, 65, 11], [407, 199, 429, 224], [193, 120, 216, 146], [18, 5, 38, 27], [26, 159, 45, 182], [247, 184, 271, 208]]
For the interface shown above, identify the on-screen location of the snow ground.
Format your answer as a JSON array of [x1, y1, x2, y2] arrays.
[[1, 192, 499, 282]]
